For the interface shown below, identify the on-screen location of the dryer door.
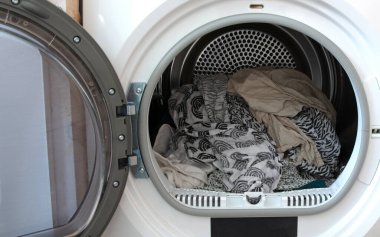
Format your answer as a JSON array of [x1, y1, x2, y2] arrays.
[[0, 1, 131, 236]]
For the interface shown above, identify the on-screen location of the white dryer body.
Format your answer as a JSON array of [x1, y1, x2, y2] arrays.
[[1, 0, 378, 236], [81, 1, 380, 236]]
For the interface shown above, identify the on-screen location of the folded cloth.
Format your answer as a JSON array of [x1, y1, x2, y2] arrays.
[[153, 124, 210, 188], [227, 69, 336, 168]]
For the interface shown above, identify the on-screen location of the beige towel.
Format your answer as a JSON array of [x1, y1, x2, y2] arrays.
[[228, 69, 336, 166]]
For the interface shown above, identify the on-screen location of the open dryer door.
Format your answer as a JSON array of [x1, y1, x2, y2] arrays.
[[0, 0, 132, 236]]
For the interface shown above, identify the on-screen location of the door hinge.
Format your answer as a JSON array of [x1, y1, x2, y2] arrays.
[[116, 102, 136, 117], [118, 155, 138, 169]]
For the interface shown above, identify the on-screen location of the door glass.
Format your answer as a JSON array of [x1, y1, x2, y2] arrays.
[[0, 27, 102, 236]]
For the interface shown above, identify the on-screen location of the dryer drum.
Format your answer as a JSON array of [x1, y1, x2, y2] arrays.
[[148, 23, 358, 209]]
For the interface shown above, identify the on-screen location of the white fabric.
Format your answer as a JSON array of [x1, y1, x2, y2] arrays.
[[153, 124, 209, 188]]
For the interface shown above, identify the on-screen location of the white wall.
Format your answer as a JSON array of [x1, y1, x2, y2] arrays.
[[0, 32, 53, 236], [48, 0, 66, 10]]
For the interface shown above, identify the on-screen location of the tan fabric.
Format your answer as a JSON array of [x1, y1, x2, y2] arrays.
[[254, 112, 323, 166], [153, 124, 208, 188], [154, 152, 207, 188], [228, 69, 336, 166]]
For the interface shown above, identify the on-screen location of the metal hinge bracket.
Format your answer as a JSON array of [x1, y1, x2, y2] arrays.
[[116, 102, 136, 117], [118, 155, 138, 169]]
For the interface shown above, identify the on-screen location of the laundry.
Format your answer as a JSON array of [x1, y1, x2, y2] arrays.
[[291, 107, 340, 178], [166, 74, 282, 193], [227, 69, 339, 178], [153, 124, 212, 188], [155, 68, 340, 192], [275, 158, 317, 191]]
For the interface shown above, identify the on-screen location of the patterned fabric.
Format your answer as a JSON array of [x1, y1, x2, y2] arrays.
[[291, 107, 340, 178], [168, 84, 208, 129], [165, 71, 341, 193], [227, 69, 337, 168], [195, 74, 229, 123], [194, 169, 227, 192], [168, 75, 282, 193], [276, 159, 316, 191], [275, 107, 340, 190]]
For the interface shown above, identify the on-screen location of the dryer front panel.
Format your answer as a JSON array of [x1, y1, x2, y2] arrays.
[[97, 0, 380, 236]]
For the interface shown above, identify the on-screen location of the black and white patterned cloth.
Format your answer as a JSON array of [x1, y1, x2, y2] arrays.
[[165, 72, 340, 193], [291, 107, 340, 178], [168, 75, 282, 193], [276, 107, 341, 190]]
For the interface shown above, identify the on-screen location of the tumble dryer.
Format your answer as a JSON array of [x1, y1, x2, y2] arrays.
[[1, 0, 380, 236]]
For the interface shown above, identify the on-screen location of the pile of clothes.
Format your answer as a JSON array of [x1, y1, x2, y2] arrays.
[[153, 69, 341, 193]]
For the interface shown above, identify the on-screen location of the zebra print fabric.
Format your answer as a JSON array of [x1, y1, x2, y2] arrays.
[[195, 74, 229, 123], [291, 107, 340, 178], [275, 107, 340, 190]]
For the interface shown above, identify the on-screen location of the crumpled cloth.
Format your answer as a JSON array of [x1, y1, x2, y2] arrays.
[[153, 124, 212, 188], [155, 69, 340, 191], [227, 69, 336, 167], [166, 75, 282, 193], [291, 107, 340, 178]]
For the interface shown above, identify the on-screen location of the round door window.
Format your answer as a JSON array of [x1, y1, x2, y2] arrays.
[[0, 1, 130, 236]]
